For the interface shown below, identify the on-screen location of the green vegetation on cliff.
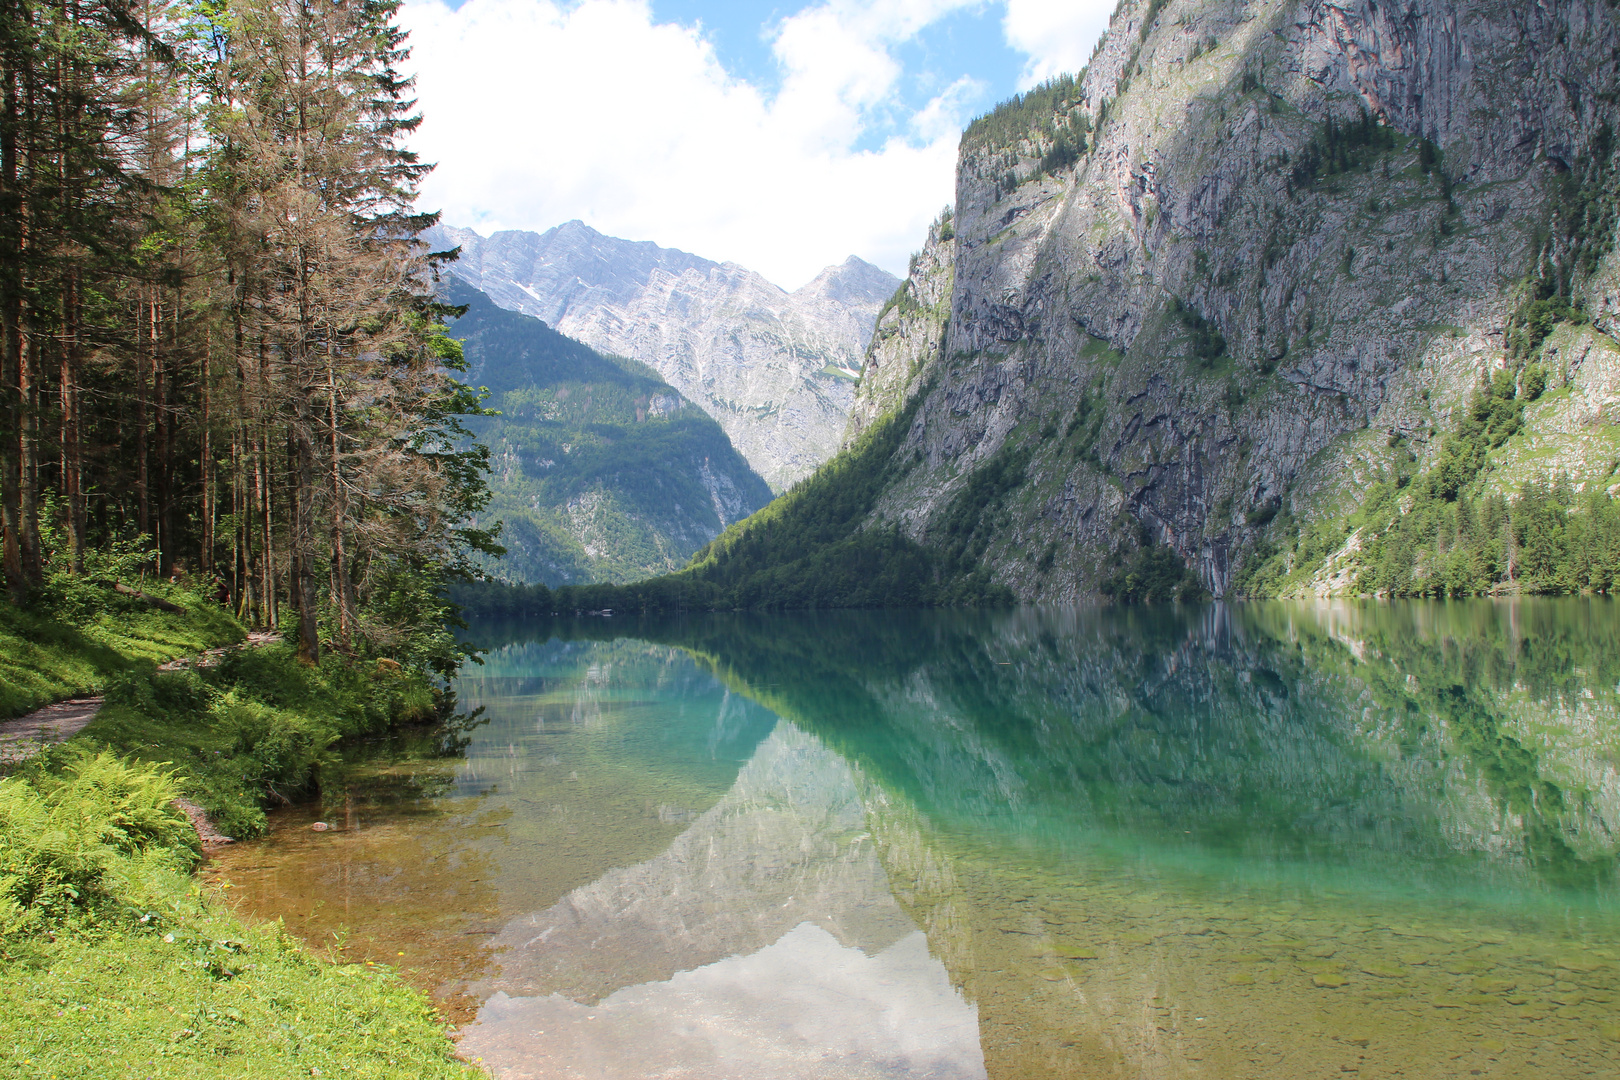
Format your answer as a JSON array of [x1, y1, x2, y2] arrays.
[[1241, 369, 1620, 597], [457, 392, 1018, 614]]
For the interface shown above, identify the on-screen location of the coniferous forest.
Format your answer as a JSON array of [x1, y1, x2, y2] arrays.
[[0, 0, 495, 666]]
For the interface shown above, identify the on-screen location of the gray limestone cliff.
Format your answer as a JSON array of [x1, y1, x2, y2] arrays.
[[851, 0, 1620, 599], [426, 221, 898, 492]]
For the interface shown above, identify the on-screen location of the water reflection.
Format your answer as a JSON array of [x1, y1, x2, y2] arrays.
[[460, 724, 985, 1079], [212, 601, 1620, 1078]]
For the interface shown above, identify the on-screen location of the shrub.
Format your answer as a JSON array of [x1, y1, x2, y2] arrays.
[[1102, 542, 1208, 603]]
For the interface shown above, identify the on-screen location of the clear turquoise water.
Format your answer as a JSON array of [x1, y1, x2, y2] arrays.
[[214, 601, 1620, 1078]]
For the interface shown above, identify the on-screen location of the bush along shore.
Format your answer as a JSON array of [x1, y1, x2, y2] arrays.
[[0, 582, 483, 1079]]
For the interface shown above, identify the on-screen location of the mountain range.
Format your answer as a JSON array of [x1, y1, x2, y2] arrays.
[[443, 280, 773, 585], [426, 221, 899, 492], [518, 0, 1620, 610]]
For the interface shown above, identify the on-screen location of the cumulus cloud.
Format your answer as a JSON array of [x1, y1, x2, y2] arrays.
[[400, 0, 985, 287], [1002, 0, 1115, 88]]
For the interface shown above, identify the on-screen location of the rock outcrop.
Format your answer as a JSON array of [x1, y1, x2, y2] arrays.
[[427, 221, 898, 491], [852, 0, 1620, 599]]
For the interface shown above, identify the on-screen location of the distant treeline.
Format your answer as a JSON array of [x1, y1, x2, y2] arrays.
[[453, 393, 1017, 617]]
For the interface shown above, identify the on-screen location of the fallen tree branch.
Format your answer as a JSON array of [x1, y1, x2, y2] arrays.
[[105, 581, 188, 614]]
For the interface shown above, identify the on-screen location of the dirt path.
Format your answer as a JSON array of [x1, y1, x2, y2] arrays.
[[0, 697, 105, 763], [1, 628, 281, 840], [158, 628, 282, 671]]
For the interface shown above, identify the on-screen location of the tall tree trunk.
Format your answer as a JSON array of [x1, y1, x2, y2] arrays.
[[14, 53, 39, 590], [154, 295, 170, 572], [326, 354, 350, 650], [60, 269, 84, 573], [257, 420, 274, 627], [290, 407, 319, 663], [200, 339, 213, 575], [18, 310, 38, 585], [135, 291, 152, 541], [0, 41, 20, 599]]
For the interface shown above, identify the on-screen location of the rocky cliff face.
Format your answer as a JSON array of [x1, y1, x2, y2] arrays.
[[427, 221, 898, 491], [854, 0, 1620, 599]]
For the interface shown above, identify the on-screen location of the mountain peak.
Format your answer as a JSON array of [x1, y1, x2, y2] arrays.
[[425, 221, 898, 490], [794, 256, 900, 306]]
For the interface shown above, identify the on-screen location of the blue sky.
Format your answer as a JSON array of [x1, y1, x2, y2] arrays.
[[400, 1, 1113, 287], [647, 1, 1028, 153]]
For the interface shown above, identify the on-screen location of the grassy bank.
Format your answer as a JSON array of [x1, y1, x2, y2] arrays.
[[0, 599, 482, 1078], [0, 579, 242, 719], [0, 751, 479, 1078], [81, 644, 440, 840]]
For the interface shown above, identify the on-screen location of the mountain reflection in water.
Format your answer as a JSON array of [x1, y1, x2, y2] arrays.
[[211, 601, 1620, 1079], [460, 724, 985, 1079]]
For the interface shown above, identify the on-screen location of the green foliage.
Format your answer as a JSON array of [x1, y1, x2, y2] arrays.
[[1510, 293, 1583, 357], [444, 281, 772, 585], [929, 440, 1034, 595], [1356, 476, 1620, 598], [1521, 363, 1548, 402], [1241, 369, 1620, 598], [1101, 539, 1207, 603], [1506, 124, 1617, 358], [963, 74, 1089, 188], [1039, 127, 1084, 175], [1170, 296, 1227, 367], [1286, 109, 1400, 194], [0, 751, 197, 937], [79, 644, 438, 840], [0, 590, 242, 721], [1065, 389, 1107, 468], [1139, 0, 1169, 40], [1421, 368, 1524, 502], [963, 73, 1083, 150]]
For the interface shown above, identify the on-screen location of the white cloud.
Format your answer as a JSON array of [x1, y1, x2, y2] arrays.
[[910, 76, 986, 143], [400, 0, 984, 288], [1002, 0, 1114, 89]]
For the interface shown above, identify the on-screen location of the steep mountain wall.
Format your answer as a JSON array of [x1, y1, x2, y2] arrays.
[[855, 0, 1620, 599], [427, 222, 898, 491]]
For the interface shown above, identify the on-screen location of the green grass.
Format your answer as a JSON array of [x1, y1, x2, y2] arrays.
[[0, 751, 478, 1079], [78, 645, 440, 840], [2, 925, 479, 1078], [0, 589, 243, 720], [2, 581, 438, 840]]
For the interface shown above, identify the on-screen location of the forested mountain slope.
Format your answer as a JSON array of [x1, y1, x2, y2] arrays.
[[425, 222, 898, 491], [444, 281, 772, 585], [837, 0, 1620, 601]]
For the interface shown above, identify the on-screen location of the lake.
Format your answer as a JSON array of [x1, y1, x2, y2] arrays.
[[209, 601, 1620, 1078]]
